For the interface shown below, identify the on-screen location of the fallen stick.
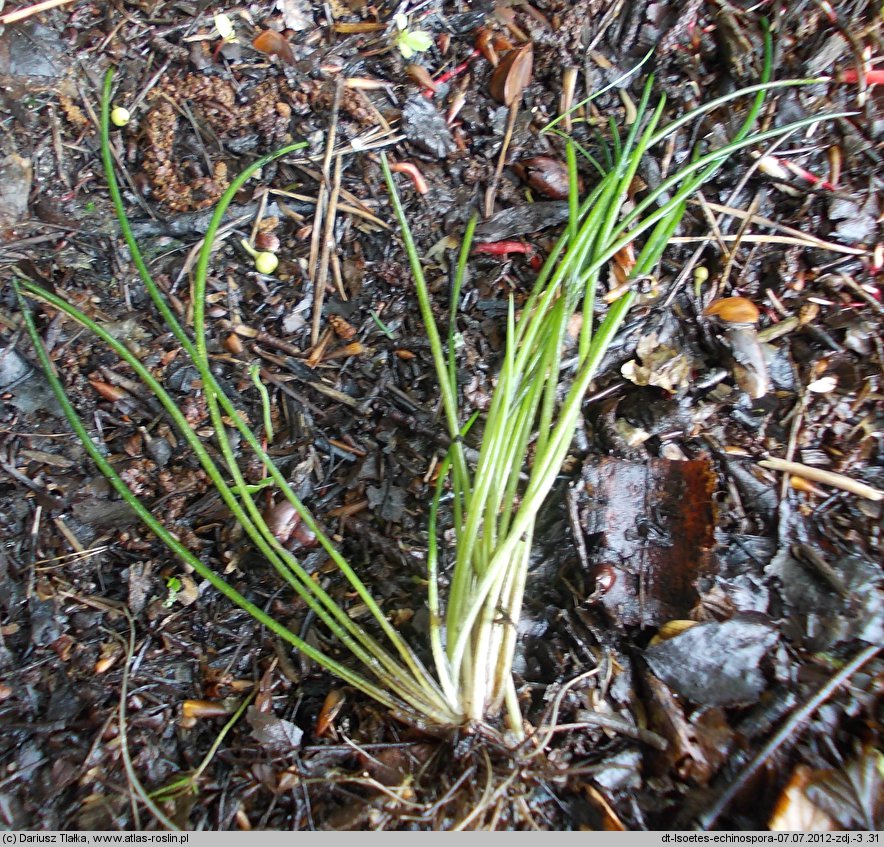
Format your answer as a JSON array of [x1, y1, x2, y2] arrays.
[[759, 457, 884, 501]]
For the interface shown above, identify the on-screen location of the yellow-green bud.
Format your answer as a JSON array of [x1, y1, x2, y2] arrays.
[[110, 106, 130, 127], [254, 252, 279, 275], [693, 266, 709, 285]]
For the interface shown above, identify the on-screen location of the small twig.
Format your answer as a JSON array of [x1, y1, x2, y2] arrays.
[[693, 190, 730, 259], [718, 191, 761, 291], [484, 101, 520, 218], [759, 457, 884, 501], [699, 643, 881, 829], [827, 272, 884, 316], [669, 232, 868, 254], [294, 164, 383, 219], [248, 189, 270, 248], [127, 62, 172, 114], [452, 749, 517, 831], [307, 191, 327, 282], [310, 79, 344, 345], [48, 105, 70, 190], [0, 0, 75, 25], [779, 391, 808, 508], [663, 130, 797, 309], [523, 669, 599, 760], [315, 153, 344, 309], [272, 187, 389, 230], [565, 484, 590, 575], [537, 717, 668, 750], [696, 200, 869, 256], [584, 0, 626, 53], [421, 765, 477, 819], [52, 516, 85, 555]]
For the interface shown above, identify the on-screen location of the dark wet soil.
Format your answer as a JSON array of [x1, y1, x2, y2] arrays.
[[0, 0, 882, 832]]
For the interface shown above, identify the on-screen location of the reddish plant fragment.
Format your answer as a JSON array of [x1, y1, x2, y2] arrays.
[[406, 63, 437, 92], [705, 296, 761, 323], [473, 240, 534, 256], [475, 29, 499, 67], [89, 379, 127, 402], [473, 240, 541, 270], [389, 161, 429, 194], [315, 689, 346, 737], [759, 154, 838, 191], [609, 242, 636, 288], [252, 29, 296, 66], [837, 67, 884, 85], [424, 48, 481, 97], [182, 699, 233, 719], [783, 159, 837, 190]]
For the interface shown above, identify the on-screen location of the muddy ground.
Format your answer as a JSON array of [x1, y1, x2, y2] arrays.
[[0, 0, 882, 832]]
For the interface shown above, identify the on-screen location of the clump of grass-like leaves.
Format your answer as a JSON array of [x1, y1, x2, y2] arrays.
[[17, 69, 461, 729], [382, 26, 849, 731], [16, 43, 845, 734]]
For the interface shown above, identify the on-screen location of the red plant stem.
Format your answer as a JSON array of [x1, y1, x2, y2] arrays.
[[839, 68, 884, 85], [389, 161, 429, 194], [424, 49, 481, 96], [473, 240, 534, 256], [781, 158, 838, 191], [473, 240, 542, 270]]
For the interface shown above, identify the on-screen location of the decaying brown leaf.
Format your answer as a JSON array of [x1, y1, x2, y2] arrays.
[[489, 43, 533, 105], [252, 29, 296, 65], [620, 332, 692, 393]]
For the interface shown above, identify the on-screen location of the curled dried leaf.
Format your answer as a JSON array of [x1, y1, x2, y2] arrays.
[[89, 380, 127, 402], [315, 689, 346, 737], [252, 29, 296, 66], [475, 29, 498, 67], [405, 63, 437, 91], [489, 43, 533, 106], [704, 296, 760, 323]]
